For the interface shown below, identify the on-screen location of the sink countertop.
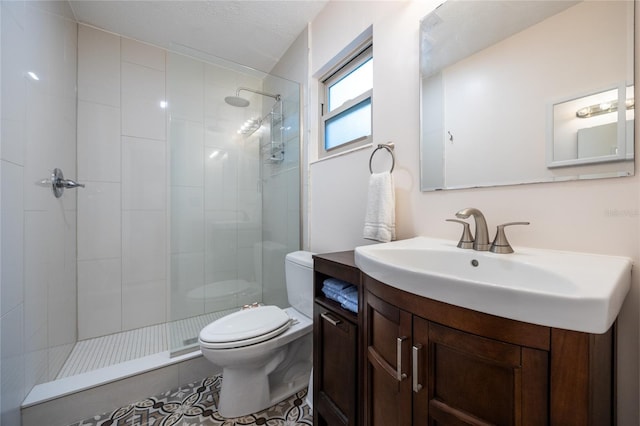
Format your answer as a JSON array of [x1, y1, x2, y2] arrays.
[[355, 237, 632, 334]]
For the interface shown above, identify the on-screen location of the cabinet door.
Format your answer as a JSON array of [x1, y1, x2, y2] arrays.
[[364, 291, 412, 426], [314, 305, 358, 426], [413, 318, 548, 426]]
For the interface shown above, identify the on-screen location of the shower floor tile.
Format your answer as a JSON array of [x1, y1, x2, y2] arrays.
[[58, 309, 238, 378], [67, 374, 312, 426]]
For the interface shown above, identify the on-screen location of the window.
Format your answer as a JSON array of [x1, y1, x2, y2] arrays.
[[320, 45, 373, 156]]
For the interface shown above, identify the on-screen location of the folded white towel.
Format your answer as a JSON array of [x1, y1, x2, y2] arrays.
[[363, 171, 396, 243]]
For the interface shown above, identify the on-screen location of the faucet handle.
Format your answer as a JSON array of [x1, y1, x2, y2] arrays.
[[490, 222, 530, 254], [446, 219, 474, 249]]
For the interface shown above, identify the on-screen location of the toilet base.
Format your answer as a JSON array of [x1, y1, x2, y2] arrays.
[[216, 334, 312, 419], [217, 365, 311, 418]]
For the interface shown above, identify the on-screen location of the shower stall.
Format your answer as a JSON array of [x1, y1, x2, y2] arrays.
[[0, 3, 301, 420], [165, 49, 300, 356]]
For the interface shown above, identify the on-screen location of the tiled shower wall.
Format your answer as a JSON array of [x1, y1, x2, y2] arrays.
[[1, 2, 78, 423], [77, 25, 272, 340], [167, 51, 265, 324], [77, 25, 169, 339], [261, 76, 301, 308]]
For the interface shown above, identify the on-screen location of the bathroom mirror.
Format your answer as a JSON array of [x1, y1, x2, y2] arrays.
[[420, 0, 635, 191]]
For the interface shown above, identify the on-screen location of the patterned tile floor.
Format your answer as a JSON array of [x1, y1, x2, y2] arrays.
[[68, 375, 312, 426]]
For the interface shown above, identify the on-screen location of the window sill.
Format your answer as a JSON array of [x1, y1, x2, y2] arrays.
[[310, 143, 373, 165]]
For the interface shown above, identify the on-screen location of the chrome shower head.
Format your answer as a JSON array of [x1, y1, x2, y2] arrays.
[[224, 95, 250, 107], [224, 87, 280, 108]]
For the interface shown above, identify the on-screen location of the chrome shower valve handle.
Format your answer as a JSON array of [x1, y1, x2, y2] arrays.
[[49, 168, 85, 198]]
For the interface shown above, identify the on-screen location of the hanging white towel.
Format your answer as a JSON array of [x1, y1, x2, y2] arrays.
[[363, 171, 396, 243]]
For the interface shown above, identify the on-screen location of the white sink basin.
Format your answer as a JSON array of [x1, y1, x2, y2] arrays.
[[354, 237, 632, 333]]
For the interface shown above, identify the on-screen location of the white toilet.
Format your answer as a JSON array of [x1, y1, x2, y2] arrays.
[[199, 251, 314, 418]]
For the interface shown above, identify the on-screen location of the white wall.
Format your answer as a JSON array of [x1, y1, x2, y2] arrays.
[[0, 1, 78, 423], [307, 1, 639, 424]]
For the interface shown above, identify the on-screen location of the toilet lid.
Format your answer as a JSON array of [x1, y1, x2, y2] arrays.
[[199, 305, 292, 349]]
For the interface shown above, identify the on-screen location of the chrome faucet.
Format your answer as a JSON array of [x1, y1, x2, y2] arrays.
[[455, 207, 490, 251]]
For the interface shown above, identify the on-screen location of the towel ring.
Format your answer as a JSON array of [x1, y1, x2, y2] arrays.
[[369, 142, 395, 174]]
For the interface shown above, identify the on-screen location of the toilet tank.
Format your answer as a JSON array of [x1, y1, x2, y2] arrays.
[[285, 251, 314, 318]]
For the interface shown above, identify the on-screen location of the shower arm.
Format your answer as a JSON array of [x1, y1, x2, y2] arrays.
[[236, 87, 281, 102]]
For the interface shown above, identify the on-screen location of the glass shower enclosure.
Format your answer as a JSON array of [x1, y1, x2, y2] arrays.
[[165, 51, 301, 355]]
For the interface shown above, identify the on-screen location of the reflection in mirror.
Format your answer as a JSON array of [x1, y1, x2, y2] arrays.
[[420, 0, 634, 191], [549, 85, 634, 168]]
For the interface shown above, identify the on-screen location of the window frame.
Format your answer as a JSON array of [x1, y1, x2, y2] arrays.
[[319, 44, 373, 158]]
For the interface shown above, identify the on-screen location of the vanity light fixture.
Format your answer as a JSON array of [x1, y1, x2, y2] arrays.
[[576, 98, 634, 118]]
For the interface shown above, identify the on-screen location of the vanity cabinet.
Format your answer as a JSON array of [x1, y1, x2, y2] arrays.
[[313, 252, 362, 426], [363, 274, 615, 426]]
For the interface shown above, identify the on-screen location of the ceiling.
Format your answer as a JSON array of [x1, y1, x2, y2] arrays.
[[69, 0, 329, 73]]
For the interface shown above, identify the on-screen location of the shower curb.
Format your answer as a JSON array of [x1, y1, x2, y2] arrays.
[[21, 350, 220, 426]]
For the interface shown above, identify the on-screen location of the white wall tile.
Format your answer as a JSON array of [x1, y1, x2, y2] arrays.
[[48, 208, 77, 349], [78, 181, 121, 260], [0, 161, 23, 315], [203, 279, 239, 313], [121, 62, 166, 140], [1, 118, 25, 166], [122, 280, 166, 331], [170, 253, 205, 321], [121, 37, 165, 71], [77, 101, 121, 182], [167, 53, 204, 122], [122, 136, 166, 210], [1, 306, 25, 425], [24, 329, 47, 393], [170, 119, 204, 187], [1, 3, 26, 165], [33, 5, 77, 101], [204, 146, 237, 211], [170, 186, 204, 254], [23, 211, 52, 345], [51, 96, 78, 209], [23, 85, 57, 212], [77, 258, 122, 339], [122, 210, 166, 283], [236, 281, 263, 308], [236, 247, 256, 283], [78, 25, 120, 106]]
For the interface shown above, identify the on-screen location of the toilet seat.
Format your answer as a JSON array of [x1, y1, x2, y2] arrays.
[[199, 305, 292, 349]]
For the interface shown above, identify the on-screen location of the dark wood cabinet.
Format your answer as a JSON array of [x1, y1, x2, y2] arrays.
[[363, 273, 615, 426], [416, 319, 549, 425], [313, 252, 361, 426], [363, 290, 412, 426], [312, 253, 616, 426]]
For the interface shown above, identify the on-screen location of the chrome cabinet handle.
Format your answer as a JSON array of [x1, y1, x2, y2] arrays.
[[320, 312, 341, 326], [412, 344, 423, 392], [397, 336, 408, 381]]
